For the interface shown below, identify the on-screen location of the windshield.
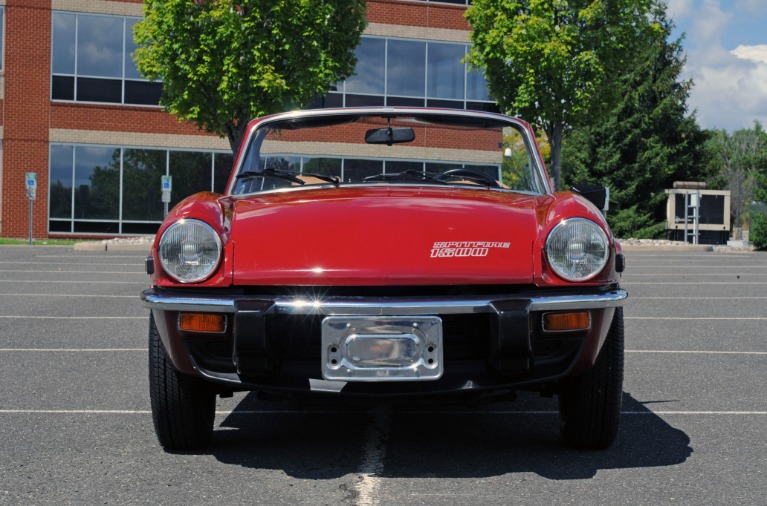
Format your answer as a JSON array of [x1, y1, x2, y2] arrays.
[[229, 111, 548, 195]]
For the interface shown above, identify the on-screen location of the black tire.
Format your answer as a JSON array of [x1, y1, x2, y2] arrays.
[[148, 313, 216, 451], [558, 307, 624, 450]]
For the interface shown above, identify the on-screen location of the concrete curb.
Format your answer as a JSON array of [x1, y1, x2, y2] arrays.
[[74, 242, 151, 253], [620, 244, 714, 252]]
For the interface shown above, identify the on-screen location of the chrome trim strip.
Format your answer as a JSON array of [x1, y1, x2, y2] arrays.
[[141, 289, 627, 315]]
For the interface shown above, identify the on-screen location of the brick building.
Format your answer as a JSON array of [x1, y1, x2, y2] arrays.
[[0, 0, 493, 238]]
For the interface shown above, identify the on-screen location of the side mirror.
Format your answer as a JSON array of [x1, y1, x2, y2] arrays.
[[571, 183, 609, 212]]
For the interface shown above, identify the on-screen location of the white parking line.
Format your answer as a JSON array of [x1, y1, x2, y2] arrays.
[[0, 349, 145, 352], [0, 348, 761, 354], [0, 294, 135, 298], [626, 265, 767, 268], [625, 273, 767, 277], [626, 350, 767, 355], [627, 316, 767, 320], [625, 282, 767, 285], [0, 270, 143, 275], [0, 409, 764, 416], [356, 407, 390, 506], [0, 262, 143, 266], [0, 316, 145, 319], [631, 296, 767, 299], [0, 280, 146, 284]]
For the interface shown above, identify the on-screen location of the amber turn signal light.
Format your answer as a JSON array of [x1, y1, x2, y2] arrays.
[[542, 311, 590, 332], [178, 313, 227, 333]]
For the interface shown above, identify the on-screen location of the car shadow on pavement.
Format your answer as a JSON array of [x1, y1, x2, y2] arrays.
[[208, 390, 691, 480]]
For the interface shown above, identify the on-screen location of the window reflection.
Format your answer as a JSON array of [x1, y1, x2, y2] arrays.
[[467, 67, 491, 102], [124, 18, 142, 80], [331, 36, 493, 110], [74, 146, 120, 220], [51, 12, 76, 74], [169, 151, 213, 209], [123, 149, 166, 221], [0, 8, 6, 69], [346, 38, 385, 95], [427, 43, 465, 99], [387, 40, 426, 97], [51, 12, 159, 106], [49, 145, 231, 234], [214, 153, 234, 194], [49, 145, 74, 220], [77, 15, 123, 78]]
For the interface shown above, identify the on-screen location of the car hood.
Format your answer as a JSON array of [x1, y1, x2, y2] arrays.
[[229, 186, 540, 286]]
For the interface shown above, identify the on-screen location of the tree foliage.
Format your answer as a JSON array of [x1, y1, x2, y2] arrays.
[[560, 4, 708, 238], [704, 123, 767, 234], [466, 0, 656, 190], [134, 0, 367, 154]]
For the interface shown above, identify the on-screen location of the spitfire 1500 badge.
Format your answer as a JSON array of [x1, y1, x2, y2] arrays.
[[431, 241, 510, 258]]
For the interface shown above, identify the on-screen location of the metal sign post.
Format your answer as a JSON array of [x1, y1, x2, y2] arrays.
[[26, 172, 37, 245], [161, 176, 172, 217]]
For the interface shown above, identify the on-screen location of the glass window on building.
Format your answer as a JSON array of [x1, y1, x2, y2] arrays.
[[49, 145, 232, 235], [169, 151, 212, 209], [0, 7, 5, 70], [49, 145, 74, 224], [387, 39, 426, 99], [345, 38, 386, 96], [122, 148, 166, 222], [320, 36, 495, 111], [213, 153, 234, 194], [51, 12, 162, 106], [74, 146, 120, 232], [427, 43, 465, 100]]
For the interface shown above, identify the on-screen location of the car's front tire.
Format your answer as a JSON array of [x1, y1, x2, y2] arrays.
[[148, 313, 215, 451], [558, 307, 624, 450]]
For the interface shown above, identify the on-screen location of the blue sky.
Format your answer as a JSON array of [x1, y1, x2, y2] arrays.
[[664, 0, 767, 131]]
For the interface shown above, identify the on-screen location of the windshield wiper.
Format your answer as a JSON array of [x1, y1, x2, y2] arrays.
[[299, 171, 340, 187], [236, 168, 339, 187], [364, 169, 449, 184]]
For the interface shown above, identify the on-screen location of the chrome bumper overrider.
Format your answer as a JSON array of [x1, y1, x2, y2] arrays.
[[141, 288, 627, 315]]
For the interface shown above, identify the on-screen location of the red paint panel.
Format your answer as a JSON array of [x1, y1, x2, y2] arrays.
[[229, 186, 538, 286]]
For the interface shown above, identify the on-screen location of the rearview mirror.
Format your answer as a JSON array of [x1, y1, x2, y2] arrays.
[[365, 127, 415, 146]]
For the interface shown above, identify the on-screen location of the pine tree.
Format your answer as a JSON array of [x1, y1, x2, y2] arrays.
[[561, 3, 709, 238]]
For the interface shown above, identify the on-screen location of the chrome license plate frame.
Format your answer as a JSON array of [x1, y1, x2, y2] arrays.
[[321, 316, 443, 382]]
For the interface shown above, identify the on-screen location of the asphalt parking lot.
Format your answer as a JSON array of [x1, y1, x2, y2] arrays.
[[1, 244, 765, 505]]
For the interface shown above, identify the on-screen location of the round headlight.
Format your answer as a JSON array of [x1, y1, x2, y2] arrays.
[[158, 219, 222, 283], [545, 218, 609, 282]]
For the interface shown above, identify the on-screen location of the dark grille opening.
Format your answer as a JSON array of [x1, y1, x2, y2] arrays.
[[188, 341, 236, 373]]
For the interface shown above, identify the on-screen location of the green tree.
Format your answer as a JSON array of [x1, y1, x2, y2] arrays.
[[560, 5, 708, 238], [466, 0, 656, 190], [705, 124, 767, 236], [134, 0, 367, 155]]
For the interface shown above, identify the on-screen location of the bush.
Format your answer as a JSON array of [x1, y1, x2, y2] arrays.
[[750, 213, 767, 250]]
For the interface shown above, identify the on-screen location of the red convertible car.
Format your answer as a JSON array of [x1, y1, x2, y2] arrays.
[[141, 107, 626, 451]]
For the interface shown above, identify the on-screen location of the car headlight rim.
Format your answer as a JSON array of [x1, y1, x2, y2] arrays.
[[158, 219, 222, 283], [545, 218, 610, 282]]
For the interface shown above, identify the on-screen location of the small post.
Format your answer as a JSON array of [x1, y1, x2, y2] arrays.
[[26, 172, 37, 245], [161, 175, 172, 217]]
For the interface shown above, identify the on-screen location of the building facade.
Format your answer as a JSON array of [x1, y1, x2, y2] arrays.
[[0, 0, 493, 238]]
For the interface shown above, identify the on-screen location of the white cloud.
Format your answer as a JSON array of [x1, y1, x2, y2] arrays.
[[731, 45, 767, 64], [686, 57, 767, 131], [670, 0, 767, 130], [664, 0, 694, 19]]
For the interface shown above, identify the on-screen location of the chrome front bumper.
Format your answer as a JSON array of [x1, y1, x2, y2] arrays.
[[142, 286, 627, 391], [140, 288, 627, 316]]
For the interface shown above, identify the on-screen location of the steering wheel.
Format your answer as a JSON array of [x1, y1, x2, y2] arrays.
[[436, 168, 501, 188]]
